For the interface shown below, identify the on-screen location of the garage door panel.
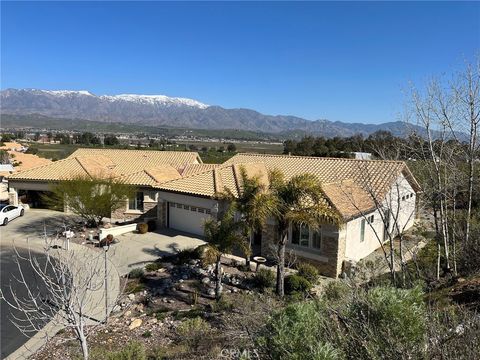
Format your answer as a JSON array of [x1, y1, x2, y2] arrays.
[[168, 202, 211, 236]]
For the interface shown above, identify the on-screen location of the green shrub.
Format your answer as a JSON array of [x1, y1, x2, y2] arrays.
[[91, 341, 146, 360], [284, 275, 312, 295], [125, 281, 145, 294], [262, 285, 427, 360], [194, 244, 216, 267], [176, 248, 198, 264], [262, 301, 340, 360], [141, 330, 152, 338], [253, 268, 275, 290], [322, 281, 350, 302], [211, 298, 234, 312], [297, 263, 319, 284], [347, 285, 427, 358], [128, 268, 145, 279], [138, 223, 148, 234], [172, 308, 204, 320], [145, 262, 162, 272], [176, 317, 211, 347]]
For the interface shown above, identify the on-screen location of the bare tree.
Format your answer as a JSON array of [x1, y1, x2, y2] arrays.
[[406, 60, 479, 278], [444, 61, 480, 246], [0, 235, 120, 360]]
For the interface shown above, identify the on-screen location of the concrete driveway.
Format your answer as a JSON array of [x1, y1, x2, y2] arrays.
[[110, 229, 206, 275], [0, 208, 206, 275]]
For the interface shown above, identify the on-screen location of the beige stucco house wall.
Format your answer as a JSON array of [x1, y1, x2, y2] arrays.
[[342, 173, 417, 263]]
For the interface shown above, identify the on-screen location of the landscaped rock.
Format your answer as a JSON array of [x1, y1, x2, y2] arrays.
[[128, 318, 142, 330], [128, 293, 135, 301]]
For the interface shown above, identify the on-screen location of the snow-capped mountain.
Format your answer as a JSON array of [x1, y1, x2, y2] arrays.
[[40, 90, 95, 97], [0, 88, 422, 137], [100, 94, 209, 109], [2, 89, 208, 109]]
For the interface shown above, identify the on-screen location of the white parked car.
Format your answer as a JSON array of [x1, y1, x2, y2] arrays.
[[0, 205, 25, 225]]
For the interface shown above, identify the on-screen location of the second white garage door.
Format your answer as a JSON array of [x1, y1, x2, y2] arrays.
[[168, 202, 212, 236]]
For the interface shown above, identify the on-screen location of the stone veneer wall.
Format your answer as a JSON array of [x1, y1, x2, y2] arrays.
[[157, 201, 167, 228], [261, 223, 278, 258], [260, 223, 342, 278], [111, 200, 157, 223]]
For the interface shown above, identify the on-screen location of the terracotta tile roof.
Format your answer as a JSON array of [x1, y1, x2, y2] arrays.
[[224, 153, 420, 197], [157, 163, 269, 198], [7, 157, 93, 181], [322, 180, 376, 219], [220, 153, 421, 219], [118, 165, 183, 186], [68, 149, 201, 175], [179, 163, 219, 177], [8, 148, 200, 185]]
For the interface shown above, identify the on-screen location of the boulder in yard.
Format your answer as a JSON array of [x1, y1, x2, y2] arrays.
[[128, 318, 142, 330]]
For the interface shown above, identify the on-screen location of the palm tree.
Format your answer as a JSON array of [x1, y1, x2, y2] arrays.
[[203, 205, 248, 301], [219, 166, 277, 267], [268, 169, 343, 297]]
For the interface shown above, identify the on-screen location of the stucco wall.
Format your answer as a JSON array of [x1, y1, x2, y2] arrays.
[[385, 173, 417, 235], [343, 174, 417, 262], [343, 209, 385, 261]]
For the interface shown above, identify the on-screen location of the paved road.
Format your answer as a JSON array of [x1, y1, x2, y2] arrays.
[[0, 210, 120, 360], [0, 247, 59, 359], [0, 209, 206, 359]]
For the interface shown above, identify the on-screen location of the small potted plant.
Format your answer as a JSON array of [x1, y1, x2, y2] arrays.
[[138, 223, 148, 234]]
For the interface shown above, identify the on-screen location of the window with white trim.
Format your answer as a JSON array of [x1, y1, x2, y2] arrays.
[[128, 192, 144, 211], [290, 224, 327, 253], [292, 223, 310, 247]]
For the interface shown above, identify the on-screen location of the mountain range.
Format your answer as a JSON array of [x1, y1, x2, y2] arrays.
[[1, 88, 418, 138]]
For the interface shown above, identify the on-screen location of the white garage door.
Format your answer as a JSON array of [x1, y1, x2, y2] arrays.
[[168, 202, 212, 236]]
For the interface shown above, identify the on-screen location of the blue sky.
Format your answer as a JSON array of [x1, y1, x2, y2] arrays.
[[1, 1, 479, 124]]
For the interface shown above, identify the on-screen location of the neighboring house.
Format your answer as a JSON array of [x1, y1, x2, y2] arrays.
[[7, 149, 421, 278], [7, 148, 202, 222], [0, 164, 15, 181], [353, 152, 372, 160], [156, 153, 421, 277]]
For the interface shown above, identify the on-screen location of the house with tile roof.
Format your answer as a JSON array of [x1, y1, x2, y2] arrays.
[[155, 153, 421, 277], [7, 149, 421, 278], [7, 148, 202, 222]]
